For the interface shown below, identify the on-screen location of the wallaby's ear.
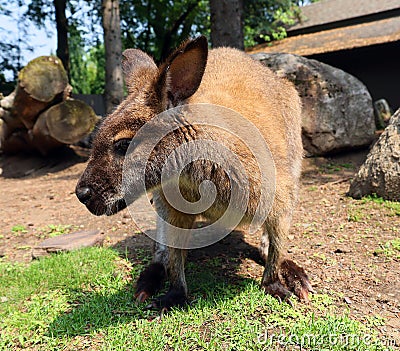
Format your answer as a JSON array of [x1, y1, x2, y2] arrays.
[[122, 49, 158, 95], [158, 36, 208, 107]]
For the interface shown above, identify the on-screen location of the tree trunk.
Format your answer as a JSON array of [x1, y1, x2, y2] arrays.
[[102, 0, 124, 114], [209, 0, 244, 50], [53, 0, 70, 79], [348, 108, 400, 201]]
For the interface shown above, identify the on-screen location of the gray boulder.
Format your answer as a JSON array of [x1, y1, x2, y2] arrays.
[[253, 53, 376, 156], [348, 108, 400, 201]]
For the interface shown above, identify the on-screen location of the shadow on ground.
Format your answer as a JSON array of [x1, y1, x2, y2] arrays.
[[0, 146, 89, 178], [47, 229, 265, 337]]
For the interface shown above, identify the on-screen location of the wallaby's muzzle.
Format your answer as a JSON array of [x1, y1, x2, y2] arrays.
[[76, 186, 91, 204], [76, 171, 127, 216]]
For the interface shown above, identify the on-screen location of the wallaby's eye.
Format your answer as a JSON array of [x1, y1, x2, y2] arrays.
[[114, 138, 132, 156]]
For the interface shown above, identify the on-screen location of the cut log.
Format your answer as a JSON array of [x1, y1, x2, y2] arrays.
[[0, 106, 24, 132], [0, 129, 31, 154], [0, 107, 10, 121], [0, 90, 15, 110], [33, 99, 99, 144], [348, 108, 400, 201], [25, 99, 100, 155], [0, 56, 99, 155], [30, 118, 65, 156], [0, 118, 6, 148], [12, 56, 70, 129]]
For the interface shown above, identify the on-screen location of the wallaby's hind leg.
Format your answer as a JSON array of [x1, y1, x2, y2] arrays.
[[135, 193, 194, 309], [135, 241, 168, 303], [260, 213, 313, 302], [153, 246, 189, 309]]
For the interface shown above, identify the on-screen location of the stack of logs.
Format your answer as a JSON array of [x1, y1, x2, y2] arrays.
[[0, 56, 99, 155]]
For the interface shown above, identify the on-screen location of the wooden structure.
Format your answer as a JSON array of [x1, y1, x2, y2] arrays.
[[248, 0, 400, 110]]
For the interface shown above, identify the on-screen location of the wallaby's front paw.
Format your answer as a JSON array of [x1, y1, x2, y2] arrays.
[[148, 288, 187, 310], [262, 259, 313, 303], [135, 263, 166, 303]]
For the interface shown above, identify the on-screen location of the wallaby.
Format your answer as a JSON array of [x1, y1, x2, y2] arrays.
[[76, 36, 313, 309]]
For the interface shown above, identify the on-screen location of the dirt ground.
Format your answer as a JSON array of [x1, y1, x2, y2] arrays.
[[0, 146, 399, 345]]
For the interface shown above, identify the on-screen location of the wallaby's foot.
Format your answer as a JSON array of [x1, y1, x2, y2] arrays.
[[148, 287, 187, 310], [262, 259, 313, 303], [135, 263, 166, 303]]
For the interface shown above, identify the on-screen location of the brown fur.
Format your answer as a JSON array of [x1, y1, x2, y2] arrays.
[[76, 36, 311, 307]]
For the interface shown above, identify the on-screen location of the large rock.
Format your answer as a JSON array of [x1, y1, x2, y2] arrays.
[[252, 53, 376, 156], [348, 108, 400, 201]]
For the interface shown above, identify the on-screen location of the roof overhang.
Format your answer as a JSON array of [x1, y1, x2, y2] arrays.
[[247, 16, 400, 56]]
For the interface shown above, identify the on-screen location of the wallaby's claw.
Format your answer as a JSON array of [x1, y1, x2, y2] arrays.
[[263, 281, 293, 302], [135, 290, 150, 303], [263, 259, 313, 304], [144, 302, 156, 310], [135, 262, 166, 302]]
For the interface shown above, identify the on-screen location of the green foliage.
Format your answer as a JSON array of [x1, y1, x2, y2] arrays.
[[18, 0, 322, 92], [243, 0, 301, 47], [69, 27, 105, 94], [24, 0, 104, 93], [120, 0, 209, 61], [119, 0, 311, 61]]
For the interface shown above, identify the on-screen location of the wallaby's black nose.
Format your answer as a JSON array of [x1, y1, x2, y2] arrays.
[[76, 186, 92, 204]]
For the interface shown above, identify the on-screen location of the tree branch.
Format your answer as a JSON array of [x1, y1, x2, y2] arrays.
[[160, 1, 199, 60]]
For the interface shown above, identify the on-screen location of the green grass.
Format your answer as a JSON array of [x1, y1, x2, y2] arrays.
[[319, 163, 354, 174], [347, 204, 370, 222], [374, 238, 400, 260], [11, 225, 28, 235], [360, 195, 400, 216], [35, 224, 74, 239], [0, 247, 393, 350], [348, 195, 400, 222]]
